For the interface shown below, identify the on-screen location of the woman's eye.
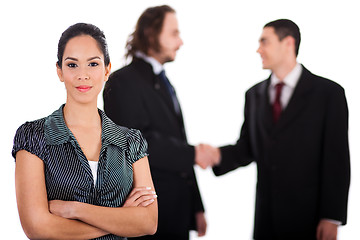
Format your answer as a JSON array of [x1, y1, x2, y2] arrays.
[[89, 62, 99, 67], [67, 63, 77, 68]]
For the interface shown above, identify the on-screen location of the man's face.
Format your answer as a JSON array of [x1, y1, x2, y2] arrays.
[[257, 27, 288, 71], [154, 12, 183, 64]]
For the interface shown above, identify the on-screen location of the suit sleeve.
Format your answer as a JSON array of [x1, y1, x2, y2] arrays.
[[213, 90, 255, 176], [319, 85, 350, 224], [103, 73, 195, 175]]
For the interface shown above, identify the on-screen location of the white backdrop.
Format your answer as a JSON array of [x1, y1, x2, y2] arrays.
[[1, 0, 359, 239]]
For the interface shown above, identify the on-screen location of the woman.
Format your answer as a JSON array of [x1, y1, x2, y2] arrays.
[[12, 23, 157, 240]]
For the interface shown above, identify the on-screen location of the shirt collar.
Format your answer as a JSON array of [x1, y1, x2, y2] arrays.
[[44, 104, 127, 149], [44, 105, 72, 145], [135, 51, 164, 75], [270, 63, 302, 88]]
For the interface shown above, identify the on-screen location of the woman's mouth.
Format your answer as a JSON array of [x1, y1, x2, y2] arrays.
[[76, 85, 92, 92]]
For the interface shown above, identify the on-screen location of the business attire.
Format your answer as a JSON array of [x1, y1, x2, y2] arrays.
[[213, 64, 350, 240], [12, 105, 148, 240], [103, 56, 204, 240]]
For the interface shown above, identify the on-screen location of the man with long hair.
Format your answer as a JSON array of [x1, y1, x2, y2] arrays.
[[104, 5, 209, 240]]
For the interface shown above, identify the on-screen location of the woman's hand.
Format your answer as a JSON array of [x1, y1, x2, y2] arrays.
[[49, 200, 78, 219], [123, 187, 157, 207], [49, 186, 156, 219]]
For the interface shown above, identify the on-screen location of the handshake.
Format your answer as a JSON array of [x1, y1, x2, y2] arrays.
[[195, 144, 221, 169]]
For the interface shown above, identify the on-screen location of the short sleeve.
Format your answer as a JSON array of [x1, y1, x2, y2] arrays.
[[12, 120, 47, 162], [126, 129, 149, 164]]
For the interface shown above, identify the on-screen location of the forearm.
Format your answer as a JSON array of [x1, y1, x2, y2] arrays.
[[63, 157, 158, 237], [213, 144, 253, 176], [15, 151, 108, 240], [72, 202, 157, 237], [22, 211, 107, 240]]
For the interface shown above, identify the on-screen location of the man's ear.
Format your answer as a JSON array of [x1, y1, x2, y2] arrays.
[[285, 36, 296, 49], [56, 62, 64, 82]]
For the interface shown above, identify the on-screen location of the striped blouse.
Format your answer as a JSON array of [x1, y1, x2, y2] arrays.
[[12, 105, 148, 240]]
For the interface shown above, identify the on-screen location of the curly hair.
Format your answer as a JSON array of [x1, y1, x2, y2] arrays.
[[125, 5, 175, 59]]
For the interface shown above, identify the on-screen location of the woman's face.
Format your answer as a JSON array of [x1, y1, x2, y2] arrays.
[[57, 35, 111, 105]]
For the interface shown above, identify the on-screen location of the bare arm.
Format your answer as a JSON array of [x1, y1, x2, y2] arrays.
[[15, 150, 108, 240], [50, 157, 158, 237]]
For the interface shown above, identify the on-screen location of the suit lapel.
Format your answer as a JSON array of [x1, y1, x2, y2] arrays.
[[276, 66, 314, 129], [156, 74, 186, 126], [133, 58, 186, 130], [155, 74, 178, 113], [133, 59, 176, 114], [256, 79, 273, 134], [153, 69, 187, 139], [256, 66, 314, 134]]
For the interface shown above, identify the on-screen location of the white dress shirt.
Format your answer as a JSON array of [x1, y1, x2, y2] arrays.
[[269, 63, 302, 109], [135, 51, 163, 74]]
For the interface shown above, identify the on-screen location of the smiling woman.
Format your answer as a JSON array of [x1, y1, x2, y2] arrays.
[[57, 35, 110, 106], [3, 2, 360, 239], [11, 23, 158, 240]]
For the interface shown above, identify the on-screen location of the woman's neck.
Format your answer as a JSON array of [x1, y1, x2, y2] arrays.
[[63, 101, 101, 128]]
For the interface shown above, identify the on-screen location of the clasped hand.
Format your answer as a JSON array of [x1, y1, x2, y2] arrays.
[[195, 144, 221, 169]]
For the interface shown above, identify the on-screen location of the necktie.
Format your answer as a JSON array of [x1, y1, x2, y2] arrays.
[[273, 82, 284, 123], [158, 70, 181, 115]]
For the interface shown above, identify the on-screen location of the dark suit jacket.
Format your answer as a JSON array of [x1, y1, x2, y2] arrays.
[[103, 58, 204, 234], [214, 66, 350, 239]]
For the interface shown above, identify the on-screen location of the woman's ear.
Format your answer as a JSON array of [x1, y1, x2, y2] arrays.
[[56, 62, 64, 82], [104, 62, 112, 82]]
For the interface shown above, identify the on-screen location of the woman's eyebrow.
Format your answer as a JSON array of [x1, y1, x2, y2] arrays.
[[87, 56, 102, 61], [63, 56, 101, 61], [64, 57, 78, 61]]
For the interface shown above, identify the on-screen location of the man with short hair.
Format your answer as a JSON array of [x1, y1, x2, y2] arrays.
[[213, 19, 350, 240], [104, 5, 209, 240]]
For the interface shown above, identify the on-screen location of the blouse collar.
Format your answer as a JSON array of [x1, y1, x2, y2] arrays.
[[44, 104, 128, 149]]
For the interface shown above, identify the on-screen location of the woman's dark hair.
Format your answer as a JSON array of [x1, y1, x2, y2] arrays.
[[125, 5, 175, 59], [264, 19, 301, 56], [57, 23, 110, 68]]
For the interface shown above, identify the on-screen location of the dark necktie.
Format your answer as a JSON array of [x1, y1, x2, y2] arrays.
[[158, 70, 181, 115], [273, 82, 284, 123]]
